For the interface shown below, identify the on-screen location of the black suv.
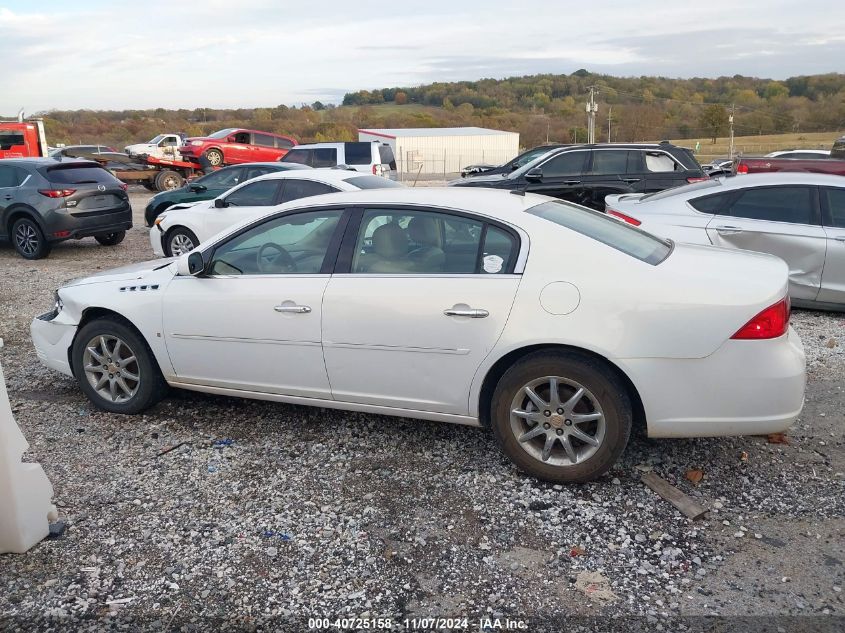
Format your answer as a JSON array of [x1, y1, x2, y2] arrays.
[[461, 143, 567, 178], [0, 158, 132, 259], [451, 142, 706, 209]]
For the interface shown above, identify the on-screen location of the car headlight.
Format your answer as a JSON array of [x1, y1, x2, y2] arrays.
[[38, 290, 63, 321], [191, 141, 203, 146], [155, 214, 167, 225]]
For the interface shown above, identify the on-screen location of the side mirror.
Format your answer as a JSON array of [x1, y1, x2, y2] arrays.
[[176, 251, 205, 276], [189, 183, 207, 193], [214, 198, 226, 208], [525, 167, 543, 182]]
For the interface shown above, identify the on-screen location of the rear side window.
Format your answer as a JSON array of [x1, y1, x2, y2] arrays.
[[689, 192, 732, 214], [41, 165, 118, 184], [253, 133, 276, 147], [344, 143, 372, 165], [275, 137, 295, 150], [282, 149, 312, 165], [644, 152, 681, 172], [344, 175, 403, 189], [727, 186, 814, 224], [823, 188, 845, 228], [589, 150, 630, 175], [528, 200, 671, 265], [312, 148, 338, 168], [280, 179, 338, 203]]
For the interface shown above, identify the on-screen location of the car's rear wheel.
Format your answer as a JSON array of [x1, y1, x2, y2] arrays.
[[204, 149, 224, 166], [71, 317, 168, 414], [164, 227, 199, 257], [95, 231, 126, 246], [490, 351, 631, 483], [11, 217, 51, 259]]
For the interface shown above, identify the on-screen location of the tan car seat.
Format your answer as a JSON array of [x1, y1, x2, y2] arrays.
[[366, 222, 414, 273]]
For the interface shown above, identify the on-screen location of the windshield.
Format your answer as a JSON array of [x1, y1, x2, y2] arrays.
[[528, 199, 671, 265], [640, 179, 720, 201], [147, 134, 165, 144], [344, 175, 403, 189], [207, 128, 238, 139]]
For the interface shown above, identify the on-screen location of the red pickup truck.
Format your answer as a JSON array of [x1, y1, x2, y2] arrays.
[[179, 128, 298, 166], [736, 155, 845, 176]]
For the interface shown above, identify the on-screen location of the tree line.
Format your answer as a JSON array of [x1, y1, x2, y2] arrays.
[[22, 70, 845, 150]]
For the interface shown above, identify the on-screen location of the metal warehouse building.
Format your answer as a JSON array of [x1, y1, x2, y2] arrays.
[[358, 127, 519, 179]]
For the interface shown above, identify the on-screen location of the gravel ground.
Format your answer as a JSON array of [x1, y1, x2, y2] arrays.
[[0, 189, 843, 632]]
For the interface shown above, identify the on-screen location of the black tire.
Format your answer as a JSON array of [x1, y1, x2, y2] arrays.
[[11, 217, 51, 259], [155, 169, 184, 192], [490, 351, 632, 483], [71, 317, 168, 414], [95, 230, 126, 246], [142, 182, 157, 192], [204, 149, 224, 166], [164, 226, 199, 257]]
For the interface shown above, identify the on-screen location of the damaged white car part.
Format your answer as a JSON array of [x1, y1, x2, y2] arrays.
[[0, 339, 58, 554]]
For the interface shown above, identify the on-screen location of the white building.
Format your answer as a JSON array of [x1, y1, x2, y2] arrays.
[[358, 127, 519, 179]]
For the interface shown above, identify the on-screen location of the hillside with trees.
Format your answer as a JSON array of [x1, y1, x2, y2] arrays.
[[20, 71, 845, 150]]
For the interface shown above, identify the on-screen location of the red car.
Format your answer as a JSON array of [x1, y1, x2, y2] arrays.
[[179, 128, 298, 166]]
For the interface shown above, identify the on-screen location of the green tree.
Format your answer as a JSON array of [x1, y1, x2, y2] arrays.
[[699, 104, 729, 143]]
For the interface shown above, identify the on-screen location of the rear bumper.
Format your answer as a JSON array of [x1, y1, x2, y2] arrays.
[[620, 327, 806, 438], [45, 205, 132, 241], [31, 313, 77, 378]]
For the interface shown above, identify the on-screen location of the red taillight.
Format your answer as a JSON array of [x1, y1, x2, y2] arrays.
[[687, 176, 708, 183], [731, 297, 790, 340], [38, 189, 76, 198], [372, 164, 377, 175], [607, 209, 641, 226], [52, 230, 71, 238], [736, 163, 749, 175]]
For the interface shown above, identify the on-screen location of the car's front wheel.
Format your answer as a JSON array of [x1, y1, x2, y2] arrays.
[[204, 149, 224, 166], [164, 226, 199, 257], [71, 317, 168, 414], [95, 231, 126, 246], [490, 351, 631, 483]]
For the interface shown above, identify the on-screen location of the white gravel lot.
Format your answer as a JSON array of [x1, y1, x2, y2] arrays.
[[0, 189, 843, 631]]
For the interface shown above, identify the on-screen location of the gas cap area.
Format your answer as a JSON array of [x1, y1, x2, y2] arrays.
[[539, 282, 580, 315]]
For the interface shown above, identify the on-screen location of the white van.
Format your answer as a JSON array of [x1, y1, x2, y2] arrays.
[[280, 141, 396, 177]]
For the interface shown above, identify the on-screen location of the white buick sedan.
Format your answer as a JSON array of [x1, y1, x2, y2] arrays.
[[31, 188, 805, 483]]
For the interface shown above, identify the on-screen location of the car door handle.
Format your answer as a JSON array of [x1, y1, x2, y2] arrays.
[[715, 225, 744, 233], [563, 180, 581, 185], [444, 308, 489, 318], [621, 178, 641, 183], [2, 194, 12, 200], [274, 304, 311, 313]]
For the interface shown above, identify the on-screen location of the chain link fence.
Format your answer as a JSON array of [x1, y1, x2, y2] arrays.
[[394, 150, 515, 182]]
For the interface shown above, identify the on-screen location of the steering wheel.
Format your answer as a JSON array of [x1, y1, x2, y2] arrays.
[[256, 242, 296, 273]]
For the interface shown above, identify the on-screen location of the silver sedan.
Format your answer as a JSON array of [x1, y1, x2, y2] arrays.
[[605, 172, 845, 310]]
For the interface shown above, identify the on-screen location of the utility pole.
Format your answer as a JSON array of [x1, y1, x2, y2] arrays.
[[728, 104, 735, 159], [586, 86, 598, 144], [607, 106, 613, 143]]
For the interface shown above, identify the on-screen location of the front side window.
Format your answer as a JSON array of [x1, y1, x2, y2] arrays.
[[312, 148, 338, 168], [823, 188, 845, 228], [589, 150, 630, 176], [528, 199, 671, 265], [279, 179, 337, 203], [209, 210, 343, 275], [727, 186, 814, 224], [540, 151, 587, 178], [224, 180, 280, 207], [196, 167, 243, 188], [351, 209, 517, 274], [233, 132, 251, 144]]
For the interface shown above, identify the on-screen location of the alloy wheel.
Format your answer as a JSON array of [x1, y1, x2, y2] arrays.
[[169, 233, 196, 256], [509, 376, 606, 467], [82, 335, 141, 403], [14, 222, 39, 256]]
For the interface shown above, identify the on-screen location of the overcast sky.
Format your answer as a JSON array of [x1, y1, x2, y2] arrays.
[[1, 0, 843, 114]]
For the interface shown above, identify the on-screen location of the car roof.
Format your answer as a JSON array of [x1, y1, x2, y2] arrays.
[[716, 172, 845, 188], [290, 142, 374, 149], [0, 157, 98, 166], [277, 186, 551, 221]]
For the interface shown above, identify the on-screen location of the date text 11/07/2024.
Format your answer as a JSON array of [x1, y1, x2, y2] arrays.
[[308, 617, 529, 630]]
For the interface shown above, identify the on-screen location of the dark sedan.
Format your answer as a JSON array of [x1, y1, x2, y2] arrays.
[[143, 162, 310, 226]]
